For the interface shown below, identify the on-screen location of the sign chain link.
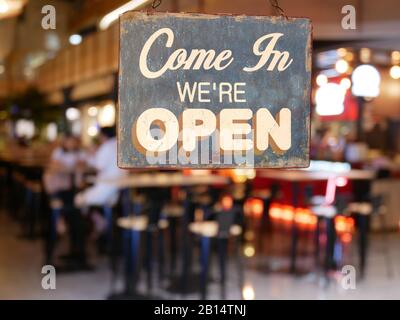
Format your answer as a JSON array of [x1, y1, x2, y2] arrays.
[[151, 0, 287, 19], [269, 0, 288, 19]]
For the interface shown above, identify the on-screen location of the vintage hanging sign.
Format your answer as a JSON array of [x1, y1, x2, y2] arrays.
[[118, 12, 312, 168]]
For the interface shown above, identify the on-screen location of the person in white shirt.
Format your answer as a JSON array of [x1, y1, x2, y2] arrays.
[[43, 134, 86, 195], [75, 126, 127, 208]]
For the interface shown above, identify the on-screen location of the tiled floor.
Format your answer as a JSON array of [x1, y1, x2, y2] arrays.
[[1, 211, 400, 300]]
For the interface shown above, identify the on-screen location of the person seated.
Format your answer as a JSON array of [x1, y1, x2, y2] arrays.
[[44, 133, 86, 199], [75, 126, 127, 208]]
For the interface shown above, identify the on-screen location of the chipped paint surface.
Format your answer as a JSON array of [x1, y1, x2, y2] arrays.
[[118, 12, 312, 168]]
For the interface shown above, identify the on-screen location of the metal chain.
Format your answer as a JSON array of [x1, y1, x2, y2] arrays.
[[269, 0, 288, 19], [151, 0, 286, 18], [152, 0, 162, 9]]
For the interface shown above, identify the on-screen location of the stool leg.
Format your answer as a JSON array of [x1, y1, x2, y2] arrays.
[[31, 191, 42, 238], [314, 216, 321, 269], [325, 217, 336, 273], [169, 217, 177, 276], [200, 236, 211, 300], [145, 230, 154, 294], [125, 230, 141, 295], [181, 201, 195, 295], [218, 238, 228, 299], [24, 188, 33, 237], [103, 206, 113, 252], [290, 182, 300, 273], [235, 237, 244, 299], [46, 207, 61, 264], [358, 214, 370, 279], [158, 229, 165, 284]]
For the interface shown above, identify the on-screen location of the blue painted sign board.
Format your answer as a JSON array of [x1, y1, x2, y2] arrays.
[[118, 12, 311, 168]]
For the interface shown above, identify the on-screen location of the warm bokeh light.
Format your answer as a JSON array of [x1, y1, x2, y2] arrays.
[[243, 245, 255, 257], [46, 123, 57, 141], [88, 106, 99, 117], [340, 78, 351, 90], [316, 83, 345, 116], [231, 169, 256, 183], [242, 284, 255, 300], [0, 0, 8, 13], [244, 198, 264, 218], [360, 48, 371, 63], [337, 48, 347, 57], [69, 34, 82, 46], [335, 176, 348, 187], [87, 125, 99, 137], [335, 59, 349, 74], [244, 230, 255, 241], [66, 107, 80, 121], [352, 64, 381, 98], [391, 51, 400, 64], [15, 119, 35, 139], [335, 216, 355, 234], [98, 103, 116, 126], [316, 74, 328, 86], [390, 65, 400, 80], [221, 195, 233, 211]]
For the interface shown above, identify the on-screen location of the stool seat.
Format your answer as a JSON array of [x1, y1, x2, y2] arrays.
[[26, 181, 42, 193], [310, 195, 326, 206], [189, 221, 242, 237], [50, 198, 63, 210], [117, 215, 169, 231], [163, 204, 184, 218], [193, 194, 212, 205], [347, 202, 373, 215], [311, 205, 337, 218], [251, 189, 271, 199]]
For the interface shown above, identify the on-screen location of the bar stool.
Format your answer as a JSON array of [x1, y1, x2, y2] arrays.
[[23, 179, 44, 238], [189, 209, 243, 300], [162, 203, 184, 276], [345, 200, 379, 279], [310, 196, 337, 273], [46, 198, 63, 264], [113, 214, 168, 298]]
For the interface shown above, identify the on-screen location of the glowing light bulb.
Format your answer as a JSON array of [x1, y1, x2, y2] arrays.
[[335, 59, 349, 74], [340, 78, 351, 90], [242, 284, 255, 300], [88, 106, 98, 117], [66, 107, 80, 121], [0, 0, 9, 14], [352, 64, 381, 98], [390, 65, 400, 80], [316, 83, 345, 116], [316, 74, 328, 86], [69, 34, 82, 46]]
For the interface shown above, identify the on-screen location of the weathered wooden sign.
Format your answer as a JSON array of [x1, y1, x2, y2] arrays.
[[118, 12, 311, 168]]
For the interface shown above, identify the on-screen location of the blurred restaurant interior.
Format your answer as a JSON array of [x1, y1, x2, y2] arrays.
[[1, 0, 400, 300]]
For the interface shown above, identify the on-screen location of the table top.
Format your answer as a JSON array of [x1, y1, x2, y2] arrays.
[[189, 221, 242, 237], [258, 168, 376, 181], [117, 215, 169, 230], [97, 172, 230, 188]]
